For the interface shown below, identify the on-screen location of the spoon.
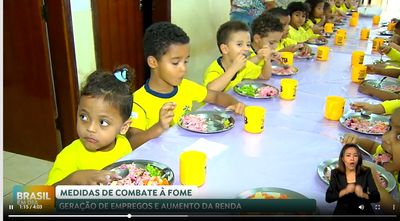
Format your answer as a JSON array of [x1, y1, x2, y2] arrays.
[[374, 77, 387, 89], [214, 106, 233, 119], [106, 168, 129, 180], [348, 98, 371, 118], [379, 42, 384, 63], [338, 133, 375, 160]]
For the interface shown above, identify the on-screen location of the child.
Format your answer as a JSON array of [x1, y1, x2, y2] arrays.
[[287, 1, 328, 43], [304, 0, 325, 34], [358, 80, 400, 101], [268, 7, 313, 54], [127, 22, 246, 149], [341, 107, 400, 193], [350, 100, 400, 115], [45, 65, 135, 186], [203, 20, 274, 92], [331, 0, 347, 16], [341, 0, 357, 12], [248, 12, 284, 67]]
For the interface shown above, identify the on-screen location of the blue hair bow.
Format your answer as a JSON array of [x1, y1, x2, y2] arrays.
[[114, 68, 128, 82]]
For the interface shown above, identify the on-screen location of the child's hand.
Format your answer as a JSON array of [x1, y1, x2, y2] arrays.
[[358, 81, 376, 95], [388, 42, 398, 48], [257, 45, 272, 61], [70, 170, 117, 185], [365, 64, 376, 74], [284, 44, 299, 52], [341, 133, 359, 145], [271, 51, 282, 63], [157, 102, 176, 130], [318, 36, 328, 42], [312, 25, 323, 34], [226, 102, 246, 116], [231, 53, 248, 72], [301, 44, 312, 54], [350, 102, 384, 114], [378, 45, 392, 54]]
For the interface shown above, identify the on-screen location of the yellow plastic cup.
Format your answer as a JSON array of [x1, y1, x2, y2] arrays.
[[324, 96, 345, 121], [352, 12, 359, 19], [281, 52, 294, 66], [337, 29, 346, 36], [244, 106, 266, 134], [388, 23, 395, 31], [180, 151, 206, 187], [350, 17, 358, 26], [324, 23, 334, 33], [351, 51, 365, 66], [280, 79, 298, 100], [317, 46, 332, 61], [335, 34, 345, 46], [351, 64, 367, 83], [360, 29, 370, 40], [373, 38, 385, 51], [373, 16, 380, 25]]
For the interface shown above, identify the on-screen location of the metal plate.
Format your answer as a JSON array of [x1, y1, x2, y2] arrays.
[[102, 160, 175, 185], [317, 158, 396, 192], [334, 22, 346, 26], [306, 39, 328, 45], [236, 187, 320, 214], [178, 110, 235, 134], [379, 31, 393, 36], [380, 22, 389, 27], [294, 51, 316, 59], [371, 59, 399, 66], [321, 32, 334, 38], [271, 65, 298, 75], [339, 112, 389, 135], [364, 79, 400, 93], [234, 82, 279, 99]]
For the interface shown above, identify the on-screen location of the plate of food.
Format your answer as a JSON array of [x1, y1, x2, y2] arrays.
[[271, 65, 298, 75], [380, 22, 389, 27], [178, 110, 235, 134], [306, 38, 327, 45], [294, 51, 315, 59], [364, 79, 400, 93], [102, 160, 174, 186], [334, 22, 346, 26], [317, 158, 396, 192], [321, 32, 334, 38], [234, 82, 279, 99], [339, 112, 389, 135], [379, 30, 394, 36], [236, 187, 319, 215]]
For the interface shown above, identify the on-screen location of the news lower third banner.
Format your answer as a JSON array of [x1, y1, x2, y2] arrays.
[[11, 185, 316, 213]]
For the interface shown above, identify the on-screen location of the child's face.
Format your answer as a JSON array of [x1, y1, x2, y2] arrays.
[[77, 96, 131, 152], [381, 110, 400, 156], [345, 0, 356, 6], [335, 0, 344, 6], [279, 15, 291, 39], [324, 8, 333, 19], [224, 31, 251, 60], [257, 32, 283, 50], [313, 2, 325, 18], [290, 11, 307, 29], [156, 44, 190, 86]]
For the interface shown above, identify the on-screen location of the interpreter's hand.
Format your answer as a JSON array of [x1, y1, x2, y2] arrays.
[[69, 170, 117, 185], [226, 102, 246, 116], [355, 185, 364, 198], [318, 36, 328, 42], [157, 102, 177, 130], [358, 81, 377, 96], [283, 44, 299, 53], [271, 51, 282, 63], [345, 183, 356, 194], [301, 44, 312, 54], [341, 133, 359, 146], [350, 102, 385, 114], [231, 53, 248, 72], [378, 45, 392, 55], [312, 25, 324, 34]]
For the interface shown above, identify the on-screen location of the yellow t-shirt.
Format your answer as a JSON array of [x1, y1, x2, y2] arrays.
[[288, 26, 319, 43], [387, 48, 400, 62], [331, 4, 341, 13], [340, 3, 354, 12], [45, 135, 132, 186], [276, 38, 298, 51], [304, 19, 314, 31], [203, 57, 262, 92], [381, 99, 400, 115], [130, 79, 208, 131], [373, 145, 399, 192]]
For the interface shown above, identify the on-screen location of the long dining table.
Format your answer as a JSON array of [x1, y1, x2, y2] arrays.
[[117, 14, 400, 215]]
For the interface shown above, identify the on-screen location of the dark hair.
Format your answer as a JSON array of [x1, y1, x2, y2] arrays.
[[143, 22, 190, 61], [80, 64, 134, 121], [305, 0, 325, 15], [324, 2, 332, 12], [216, 20, 250, 53], [268, 7, 290, 17], [395, 21, 400, 29], [336, 144, 366, 175], [251, 12, 284, 38], [287, 2, 308, 16]]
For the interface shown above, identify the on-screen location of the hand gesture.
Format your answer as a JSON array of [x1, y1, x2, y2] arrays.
[[365, 65, 376, 74], [226, 102, 246, 116], [378, 45, 392, 55], [345, 183, 356, 194], [70, 170, 117, 185], [341, 133, 359, 145], [358, 81, 376, 95], [158, 102, 176, 130], [284, 44, 299, 53], [355, 185, 364, 198], [231, 53, 248, 72]]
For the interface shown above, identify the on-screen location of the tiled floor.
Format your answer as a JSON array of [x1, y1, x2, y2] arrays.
[[3, 151, 54, 205]]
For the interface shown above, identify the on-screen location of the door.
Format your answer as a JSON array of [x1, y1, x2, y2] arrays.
[[92, 0, 171, 90], [4, 0, 79, 162]]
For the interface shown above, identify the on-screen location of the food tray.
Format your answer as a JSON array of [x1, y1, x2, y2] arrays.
[[364, 79, 400, 93], [334, 22, 346, 26], [317, 158, 396, 192], [271, 65, 298, 75], [339, 112, 389, 135], [234, 82, 279, 99], [379, 31, 394, 36], [306, 39, 328, 45], [178, 110, 235, 134], [294, 51, 316, 59]]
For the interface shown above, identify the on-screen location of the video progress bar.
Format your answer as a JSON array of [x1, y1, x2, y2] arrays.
[[9, 215, 188, 218], [8, 215, 397, 218]]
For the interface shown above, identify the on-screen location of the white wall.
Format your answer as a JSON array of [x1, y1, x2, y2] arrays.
[[70, 0, 96, 86]]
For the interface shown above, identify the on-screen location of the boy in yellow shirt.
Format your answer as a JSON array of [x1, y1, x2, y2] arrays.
[[203, 19, 276, 92], [331, 0, 347, 16], [287, 1, 328, 43], [268, 7, 313, 54], [127, 22, 246, 149]]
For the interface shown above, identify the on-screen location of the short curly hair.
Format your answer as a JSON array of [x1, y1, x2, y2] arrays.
[[216, 20, 250, 54], [251, 12, 284, 38], [143, 22, 190, 61]]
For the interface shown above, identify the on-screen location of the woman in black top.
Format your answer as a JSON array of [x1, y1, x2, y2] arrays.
[[326, 144, 380, 215]]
